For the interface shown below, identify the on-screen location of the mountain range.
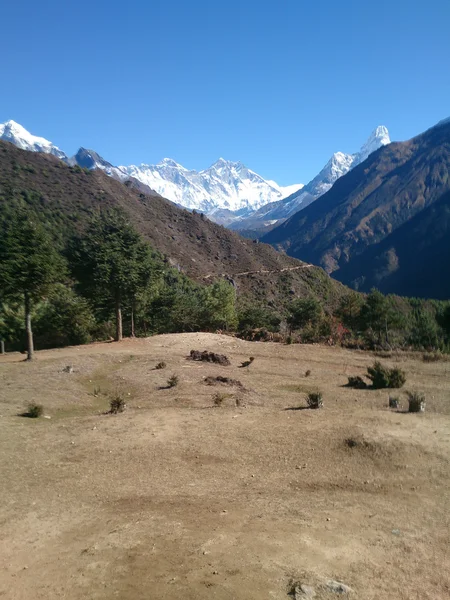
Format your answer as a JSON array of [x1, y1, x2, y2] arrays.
[[0, 119, 389, 227], [262, 118, 450, 299], [0, 139, 349, 312], [228, 126, 391, 235]]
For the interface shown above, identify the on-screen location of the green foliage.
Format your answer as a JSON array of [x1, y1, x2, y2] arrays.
[[25, 402, 44, 418], [201, 280, 237, 331], [287, 297, 322, 333], [407, 391, 426, 413], [109, 394, 126, 414], [306, 391, 323, 409], [34, 284, 95, 347], [237, 304, 281, 332], [167, 374, 179, 388], [366, 361, 406, 389], [0, 209, 64, 303], [69, 208, 157, 340]]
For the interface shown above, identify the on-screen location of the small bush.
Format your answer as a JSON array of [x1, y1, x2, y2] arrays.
[[347, 375, 368, 389], [407, 391, 426, 413], [26, 402, 44, 418], [389, 396, 400, 409], [306, 391, 323, 409], [109, 395, 126, 414], [422, 352, 449, 363], [305, 369, 311, 378], [155, 361, 166, 370], [367, 361, 406, 389], [212, 392, 228, 406], [93, 385, 102, 397], [389, 367, 406, 388], [167, 374, 179, 388]]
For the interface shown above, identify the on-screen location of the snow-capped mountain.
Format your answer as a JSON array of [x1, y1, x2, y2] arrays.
[[0, 120, 67, 160], [69, 147, 128, 181], [230, 126, 391, 233], [119, 157, 303, 214]]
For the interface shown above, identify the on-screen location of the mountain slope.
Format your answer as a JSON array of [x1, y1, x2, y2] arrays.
[[261, 119, 450, 298], [334, 188, 450, 299], [0, 140, 348, 310], [231, 126, 390, 234]]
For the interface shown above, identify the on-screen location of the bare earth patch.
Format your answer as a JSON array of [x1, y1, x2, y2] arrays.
[[0, 333, 449, 599]]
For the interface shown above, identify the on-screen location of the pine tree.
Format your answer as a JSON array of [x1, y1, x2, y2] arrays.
[[0, 210, 64, 360], [69, 209, 155, 341]]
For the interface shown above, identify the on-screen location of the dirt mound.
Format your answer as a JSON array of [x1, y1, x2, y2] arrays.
[[204, 375, 244, 388], [189, 349, 231, 365]]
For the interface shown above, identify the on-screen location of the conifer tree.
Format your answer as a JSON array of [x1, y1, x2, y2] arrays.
[[69, 209, 155, 341], [0, 210, 63, 360]]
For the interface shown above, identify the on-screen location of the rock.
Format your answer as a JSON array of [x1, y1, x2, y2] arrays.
[[295, 584, 316, 597], [326, 580, 353, 593]]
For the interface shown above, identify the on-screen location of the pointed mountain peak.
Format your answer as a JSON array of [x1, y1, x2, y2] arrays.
[[0, 119, 67, 159], [357, 125, 390, 163], [159, 157, 183, 168]]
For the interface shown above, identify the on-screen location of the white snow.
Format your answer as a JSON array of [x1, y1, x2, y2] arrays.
[[119, 157, 304, 213], [0, 120, 67, 159]]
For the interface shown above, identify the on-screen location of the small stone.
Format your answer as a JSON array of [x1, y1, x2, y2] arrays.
[[212, 570, 218, 575], [326, 579, 352, 594], [391, 529, 400, 535], [43, 415, 51, 419], [326, 517, 331, 521], [295, 583, 316, 598]]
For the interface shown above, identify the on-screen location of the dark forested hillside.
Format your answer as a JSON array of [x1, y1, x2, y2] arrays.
[[0, 140, 348, 311], [261, 120, 450, 298]]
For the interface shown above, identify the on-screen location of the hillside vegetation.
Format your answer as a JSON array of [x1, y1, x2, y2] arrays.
[[262, 121, 450, 298]]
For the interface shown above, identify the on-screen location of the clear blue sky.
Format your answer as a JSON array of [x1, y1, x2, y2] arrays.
[[2, 0, 450, 184]]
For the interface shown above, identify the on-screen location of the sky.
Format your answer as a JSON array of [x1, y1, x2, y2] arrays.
[[2, 0, 450, 185]]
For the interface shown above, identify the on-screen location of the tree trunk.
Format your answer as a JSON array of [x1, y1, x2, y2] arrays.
[[24, 294, 34, 360], [115, 293, 123, 342], [0, 340, 5, 355], [130, 303, 136, 338]]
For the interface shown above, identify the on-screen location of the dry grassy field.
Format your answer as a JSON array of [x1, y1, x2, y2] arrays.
[[1, 333, 449, 599]]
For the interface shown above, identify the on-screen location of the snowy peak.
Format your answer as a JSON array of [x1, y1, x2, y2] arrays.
[[357, 125, 390, 163], [0, 120, 67, 160], [119, 157, 302, 213]]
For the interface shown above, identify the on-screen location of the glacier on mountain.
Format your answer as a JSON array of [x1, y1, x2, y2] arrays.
[[0, 120, 67, 160], [119, 157, 303, 213]]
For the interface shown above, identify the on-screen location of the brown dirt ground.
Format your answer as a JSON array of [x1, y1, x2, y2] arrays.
[[0, 333, 449, 600]]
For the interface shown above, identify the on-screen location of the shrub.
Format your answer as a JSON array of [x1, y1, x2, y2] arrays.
[[389, 396, 400, 409], [367, 361, 406, 389], [388, 367, 406, 388], [212, 392, 228, 406], [167, 374, 179, 388], [155, 361, 166, 370], [422, 352, 449, 363], [347, 375, 368, 389], [109, 394, 126, 414], [306, 391, 323, 409], [407, 391, 426, 413], [305, 369, 311, 378], [26, 402, 44, 418]]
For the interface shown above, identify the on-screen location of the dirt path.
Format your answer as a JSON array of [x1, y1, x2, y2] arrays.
[[202, 263, 314, 280]]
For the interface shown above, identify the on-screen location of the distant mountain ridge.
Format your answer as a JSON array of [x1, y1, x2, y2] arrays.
[[261, 118, 450, 299], [0, 120, 302, 217], [229, 126, 391, 234]]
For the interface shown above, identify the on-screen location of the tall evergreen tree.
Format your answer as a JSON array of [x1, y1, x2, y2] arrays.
[[0, 210, 63, 360], [69, 209, 155, 341]]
